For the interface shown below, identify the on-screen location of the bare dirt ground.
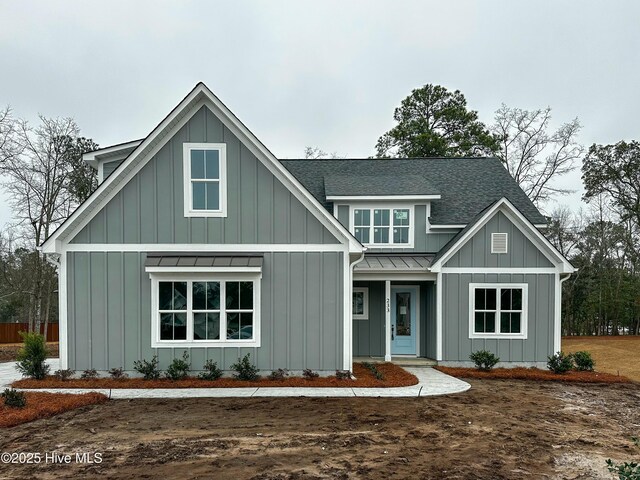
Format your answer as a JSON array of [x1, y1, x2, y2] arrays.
[[1, 379, 639, 480], [563, 336, 640, 381], [0, 342, 58, 362]]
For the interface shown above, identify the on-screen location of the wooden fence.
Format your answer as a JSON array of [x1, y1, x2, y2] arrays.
[[0, 323, 59, 343]]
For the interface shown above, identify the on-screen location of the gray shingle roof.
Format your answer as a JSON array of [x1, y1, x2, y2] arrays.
[[280, 157, 546, 225], [324, 174, 440, 197]]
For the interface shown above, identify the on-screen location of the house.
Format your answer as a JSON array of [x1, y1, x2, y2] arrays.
[[42, 83, 575, 373]]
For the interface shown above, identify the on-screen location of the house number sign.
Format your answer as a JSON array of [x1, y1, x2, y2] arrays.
[[386, 297, 390, 313]]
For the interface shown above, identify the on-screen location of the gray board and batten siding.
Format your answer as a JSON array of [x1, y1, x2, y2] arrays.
[[67, 251, 344, 372], [441, 273, 555, 363], [443, 211, 554, 268], [440, 210, 557, 364], [65, 105, 346, 372], [72, 105, 340, 246], [336, 204, 457, 253]]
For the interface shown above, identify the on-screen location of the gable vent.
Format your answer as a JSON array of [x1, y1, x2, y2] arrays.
[[491, 233, 508, 254]]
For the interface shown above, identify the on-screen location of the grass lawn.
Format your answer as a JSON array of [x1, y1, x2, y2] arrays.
[[1, 379, 638, 479], [563, 336, 640, 381]]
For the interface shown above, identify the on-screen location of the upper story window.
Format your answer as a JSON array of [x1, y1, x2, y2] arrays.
[[183, 143, 227, 217], [352, 207, 412, 247]]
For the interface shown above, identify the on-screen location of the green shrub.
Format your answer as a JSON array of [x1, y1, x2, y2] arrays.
[[109, 367, 128, 380], [81, 369, 99, 379], [15, 332, 50, 379], [302, 368, 319, 380], [54, 369, 74, 381], [572, 351, 595, 371], [268, 368, 289, 380], [231, 354, 259, 381], [2, 388, 26, 408], [198, 360, 223, 381], [336, 370, 352, 380], [469, 350, 500, 371], [362, 362, 385, 380], [165, 352, 190, 381], [606, 437, 640, 479], [133, 355, 161, 380], [547, 352, 574, 374]]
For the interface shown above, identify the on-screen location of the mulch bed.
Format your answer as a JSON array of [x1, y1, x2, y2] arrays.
[[435, 366, 632, 384], [0, 392, 108, 428], [13, 362, 418, 389]]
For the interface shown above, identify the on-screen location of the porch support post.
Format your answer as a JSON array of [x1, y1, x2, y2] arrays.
[[384, 280, 391, 361]]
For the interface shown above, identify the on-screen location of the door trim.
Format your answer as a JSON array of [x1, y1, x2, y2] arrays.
[[390, 285, 420, 357]]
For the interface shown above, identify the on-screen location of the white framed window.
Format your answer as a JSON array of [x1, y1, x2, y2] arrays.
[[491, 232, 508, 254], [469, 283, 528, 339], [351, 206, 414, 247], [183, 143, 227, 217], [352, 287, 369, 320], [150, 273, 260, 347]]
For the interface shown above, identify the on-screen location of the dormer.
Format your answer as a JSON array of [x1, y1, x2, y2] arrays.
[[324, 175, 441, 249]]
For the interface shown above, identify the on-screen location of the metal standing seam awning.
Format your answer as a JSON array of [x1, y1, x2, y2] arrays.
[[353, 254, 434, 274], [144, 253, 263, 273]]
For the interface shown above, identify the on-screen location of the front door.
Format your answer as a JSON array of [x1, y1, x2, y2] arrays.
[[391, 286, 418, 355]]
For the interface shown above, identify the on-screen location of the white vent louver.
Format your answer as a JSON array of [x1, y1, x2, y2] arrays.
[[491, 233, 508, 254]]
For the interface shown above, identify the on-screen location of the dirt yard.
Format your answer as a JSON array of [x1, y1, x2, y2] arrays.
[[1, 379, 639, 479], [563, 336, 640, 382]]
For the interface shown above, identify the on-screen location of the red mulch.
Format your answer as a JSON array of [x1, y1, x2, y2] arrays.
[[0, 392, 108, 428], [12, 363, 418, 389], [435, 366, 632, 384]]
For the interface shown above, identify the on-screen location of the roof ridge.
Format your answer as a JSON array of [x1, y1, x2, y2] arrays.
[[281, 156, 500, 161]]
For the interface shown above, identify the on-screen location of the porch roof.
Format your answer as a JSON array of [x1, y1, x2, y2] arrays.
[[354, 254, 434, 273]]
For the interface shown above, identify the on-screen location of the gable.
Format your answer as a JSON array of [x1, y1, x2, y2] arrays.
[[70, 106, 340, 245], [443, 210, 554, 268]]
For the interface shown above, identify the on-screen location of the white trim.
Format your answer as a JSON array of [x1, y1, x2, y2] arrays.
[[554, 273, 571, 353], [430, 224, 466, 229], [468, 282, 529, 340], [182, 143, 228, 218], [344, 252, 364, 371], [491, 232, 508, 254], [429, 198, 575, 274], [353, 272, 437, 282], [425, 202, 432, 233], [440, 267, 557, 274], [326, 195, 441, 201], [97, 162, 104, 183], [63, 243, 348, 253], [58, 253, 68, 369], [349, 204, 415, 249], [384, 280, 391, 361], [83, 139, 143, 168], [390, 285, 420, 356], [149, 272, 261, 348], [436, 271, 442, 361], [42, 83, 363, 254], [352, 287, 369, 320], [145, 266, 262, 274]]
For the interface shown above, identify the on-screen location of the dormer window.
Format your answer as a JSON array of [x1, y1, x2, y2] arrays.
[[352, 207, 413, 247], [183, 143, 227, 217]]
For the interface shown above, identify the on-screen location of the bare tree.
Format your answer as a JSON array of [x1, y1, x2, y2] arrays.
[[0, 116, 81, 332], [0, 107, 22, 165], [492, 105, 583, 206], [303, 146, 344, 159]]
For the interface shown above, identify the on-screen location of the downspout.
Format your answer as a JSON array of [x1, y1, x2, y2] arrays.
[[345, 249, 366, 371]]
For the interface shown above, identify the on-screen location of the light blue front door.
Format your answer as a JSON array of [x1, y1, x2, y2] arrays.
[[391, 286, 417, 355]]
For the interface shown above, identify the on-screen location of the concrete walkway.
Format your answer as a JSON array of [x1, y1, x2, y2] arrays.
[[1, 359, 470, 398]]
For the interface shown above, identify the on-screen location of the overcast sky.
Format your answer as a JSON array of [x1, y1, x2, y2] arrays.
[[1, 0, 639, 229]]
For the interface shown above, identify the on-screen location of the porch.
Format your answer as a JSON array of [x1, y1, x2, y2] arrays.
[[352, 254, 438, 362], [353, 356, 438, 367]]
